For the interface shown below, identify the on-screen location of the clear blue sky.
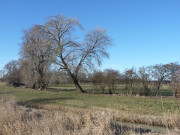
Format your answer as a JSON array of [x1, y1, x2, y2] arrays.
[[0, 0, 180, 71]]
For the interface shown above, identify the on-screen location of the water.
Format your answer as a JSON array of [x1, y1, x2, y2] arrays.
[[114, 121, 171, 134]]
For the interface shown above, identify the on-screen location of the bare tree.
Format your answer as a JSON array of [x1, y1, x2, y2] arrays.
[[19, 59, 38, 88], [49, 68, 71, 85], [44, 15, 112, 92], [77, 70, 88, 83], [0, 69, 5, 82], [20, 25, 53, 90], [166, 62, 180, 97], [138, 66, 152, 96], [92, 71, 107, 94], [3, 60, 22, 86], [123, 67, 137, 95], [105, 69, 120, 94], [151, 64, 169, 92]]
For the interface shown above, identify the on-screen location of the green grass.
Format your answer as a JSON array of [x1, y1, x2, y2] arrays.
[[0, 84, 179, 116], [50, 83, 174, 96]]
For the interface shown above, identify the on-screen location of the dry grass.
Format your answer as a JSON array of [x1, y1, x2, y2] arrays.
[[113, 110, 180, 129], [0, 97, 118, 135], [19, 102, 180, 130]]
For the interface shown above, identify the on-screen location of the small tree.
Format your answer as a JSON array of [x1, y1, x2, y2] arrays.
[[138, 66, 152, 96], [151, 64, 169, 92], [166, 62, 180, 97], [123, 67, 137, 95], [92, 71, 107, 94], [3, 60, 22, 86], [0, 69, 5, 82], [105, 69, 120, 94]]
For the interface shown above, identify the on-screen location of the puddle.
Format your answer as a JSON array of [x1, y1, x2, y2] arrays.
[[113, 121, 171, 134]]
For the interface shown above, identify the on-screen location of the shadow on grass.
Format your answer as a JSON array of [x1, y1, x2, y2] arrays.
[[0, 91, 22, 95], [158, 90, 173, 96], [18, 97, 74, 106], [47, 88, 76, 92]]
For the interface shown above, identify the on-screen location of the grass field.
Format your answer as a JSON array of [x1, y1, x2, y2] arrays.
[[0, 83, 179, 116], [1, 83, 180, 134], [50, 83, 174, 96]]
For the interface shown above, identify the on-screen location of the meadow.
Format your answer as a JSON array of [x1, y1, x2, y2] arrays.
[[0, 83, 180, 134], [0, 83, 179, 116]]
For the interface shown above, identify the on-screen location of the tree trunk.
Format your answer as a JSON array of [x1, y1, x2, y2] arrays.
[[38, 76, 47, 90], [73, 77, 85, 93], [129, 88, 133, 96], [157, 83, 160, 91], [109, 88, 112, 94], [32, 83, 36, 89], [101, 88, 105, 94], [175, 84, 180, 98], [68, 72, 85, 93], [108, 85, 113, 94]]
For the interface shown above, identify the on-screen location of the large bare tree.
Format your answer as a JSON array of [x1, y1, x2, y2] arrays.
[[44, 15, 112, 92], [20, 25, 53, 90]]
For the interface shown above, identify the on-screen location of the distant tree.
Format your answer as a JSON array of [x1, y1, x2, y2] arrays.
[[77, 71, 88, 83], [44, 15, 112, 92], [49, 68, 71, 85], [166, 62, 180, 97], [105, 69, 120, 94], [0, 69, 5, 82], [3, 60, 22, 86], [123, 67, 137, 95], [92, 71, 107, 94], [151, 64, 169, 92], [20, 25, 53, 90], [138, 66, 152, 96]]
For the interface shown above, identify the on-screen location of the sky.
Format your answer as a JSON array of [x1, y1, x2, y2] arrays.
[[0, 0, 180, 71]]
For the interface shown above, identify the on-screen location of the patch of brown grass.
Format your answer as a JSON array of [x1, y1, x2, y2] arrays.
[[113, 110, 180, 129], [0, 97, 118, 135]]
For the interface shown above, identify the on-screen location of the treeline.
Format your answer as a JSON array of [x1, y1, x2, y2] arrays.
[[0, 59, 180, 97], [90, 63, 180, 97]]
